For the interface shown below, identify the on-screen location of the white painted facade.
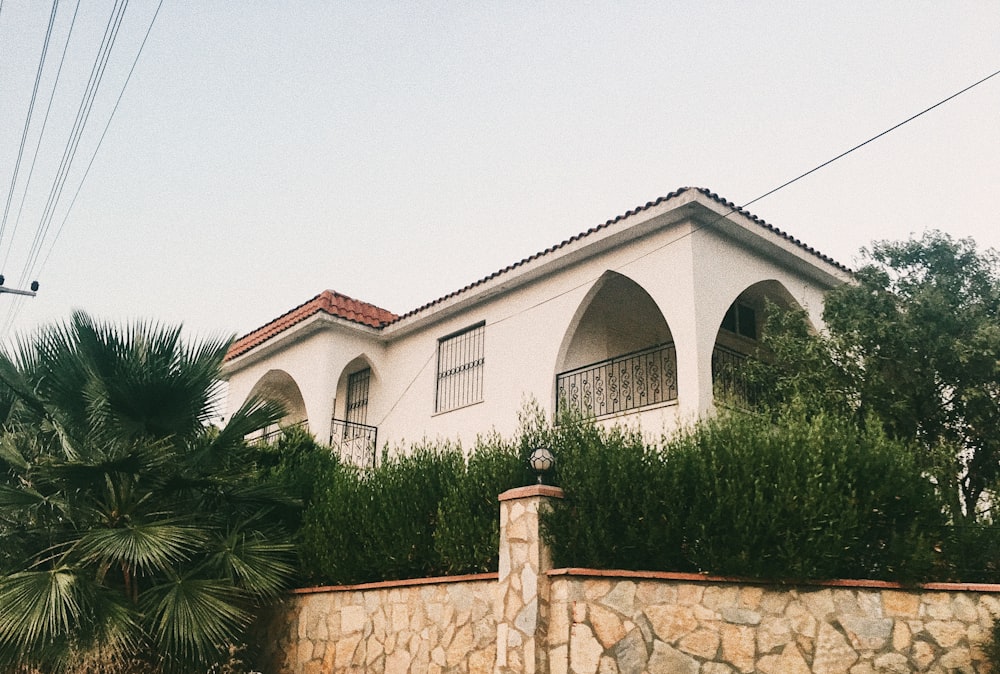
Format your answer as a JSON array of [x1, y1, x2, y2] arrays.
[[221, 188, 850, 457]]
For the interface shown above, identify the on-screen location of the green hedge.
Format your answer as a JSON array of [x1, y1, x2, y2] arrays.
[[278, 403, 987, 586], [296, 432, 533, 585], [542, 405, 947, 582]]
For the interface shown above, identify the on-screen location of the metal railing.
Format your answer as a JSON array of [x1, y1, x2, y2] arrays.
[[711, 345, 754, 406], [330, 418, 378, 469], [556, 342, 678, 418], [249, 419, 307, 445]]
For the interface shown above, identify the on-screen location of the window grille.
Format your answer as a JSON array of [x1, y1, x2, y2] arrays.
[[435, 322, 485, 413], [346, 368, 371, 425]]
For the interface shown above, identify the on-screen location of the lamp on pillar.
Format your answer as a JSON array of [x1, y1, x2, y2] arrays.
[[527, 446, 555, 485]]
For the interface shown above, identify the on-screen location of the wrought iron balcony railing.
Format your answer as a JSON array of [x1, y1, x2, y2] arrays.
[[711, 344, 753, 405], [249, 419, 307, 445], [556, 342, 678, 419], [330, 418, 378, 469]]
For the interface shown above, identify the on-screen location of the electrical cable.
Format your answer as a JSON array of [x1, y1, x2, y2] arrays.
[[35, 0, 163, 284], [20, 0, 129, 287], [0, 0, 129, 337], [3, 0, 83, 273], [740, 67, 1000, 213], [373, 67, 1000, 427], [0, 0, 59, 251], [2, 0, 165, 339]]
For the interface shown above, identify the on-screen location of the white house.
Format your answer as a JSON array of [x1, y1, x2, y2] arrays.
[[221, 187, 851, 465]]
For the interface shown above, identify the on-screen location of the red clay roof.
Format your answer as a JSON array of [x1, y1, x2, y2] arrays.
[[226, 290, 398, 360], [225, 187, 849, 361]]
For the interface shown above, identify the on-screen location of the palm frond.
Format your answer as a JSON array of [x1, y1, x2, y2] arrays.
[[0, 484, 48, 509], [211, 394, 286, 451], [0, 568, 81, 667], [141, 575, 250, 672], [0, 434, 29, 470], [73, 522, 208, 577], [207, 526, 295, 600]]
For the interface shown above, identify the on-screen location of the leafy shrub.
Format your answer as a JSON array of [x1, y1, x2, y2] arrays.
[[668, 405, 944, 581], [297, 406, 543, 585], [364, 442, 465, 580], [542, 404, 946, 582], [540, 419, 686, 572], [299, 443, 466, 584], [434, 431, 535, 574]]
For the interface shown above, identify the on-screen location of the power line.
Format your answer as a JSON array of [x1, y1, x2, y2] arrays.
[[20, 0, 130, 289], [3, 0, 83, 273], [0, 0, 59, 250], [35, 0, 164, 283], [374, 67, 1000, 427], [740, 67, 1000, 212], [2, 0, 164, 338]]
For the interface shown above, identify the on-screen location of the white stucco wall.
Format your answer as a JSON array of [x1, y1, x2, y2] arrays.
[[223, 193, 848, 453]]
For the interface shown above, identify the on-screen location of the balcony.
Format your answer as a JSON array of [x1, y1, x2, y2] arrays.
[[250, 419, 307, 444], [556, 342, 678, 419], [711, 344, 753, 405], [330, 418, 378, 469]]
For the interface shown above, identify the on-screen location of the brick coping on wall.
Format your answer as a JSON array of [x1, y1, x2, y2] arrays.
[[498, 484, 565, 501], [547, 567, 1000, 593], [287, 567, 1000, 597], [289, 572, 498, 595]]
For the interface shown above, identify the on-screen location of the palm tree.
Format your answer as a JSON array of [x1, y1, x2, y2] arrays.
[[0, 312, 293, 673]]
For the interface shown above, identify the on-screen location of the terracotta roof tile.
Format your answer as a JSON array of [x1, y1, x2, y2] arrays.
[[390, 186, 850, 322], [225, 187, 848, 360], [226, 290, 397, 360]]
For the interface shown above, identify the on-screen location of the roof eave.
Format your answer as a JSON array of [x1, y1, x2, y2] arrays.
[[221, 311, 384, 377]]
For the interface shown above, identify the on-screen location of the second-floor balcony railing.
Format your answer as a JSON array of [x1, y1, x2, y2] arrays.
[[330, 418, 378, 469], [711, 344, 753, 405], [556, 342, 678, 419]]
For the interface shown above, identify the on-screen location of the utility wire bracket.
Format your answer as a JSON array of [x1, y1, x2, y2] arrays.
[[0, 285, 37, 298]]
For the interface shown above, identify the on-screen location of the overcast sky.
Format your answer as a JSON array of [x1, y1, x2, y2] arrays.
[[0, 2, 998, 345]]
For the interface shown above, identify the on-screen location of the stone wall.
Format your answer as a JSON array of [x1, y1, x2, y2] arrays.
[[548, 570, 999, 673], [258, 486, 1000, 673], [257, 574, 497, 673]]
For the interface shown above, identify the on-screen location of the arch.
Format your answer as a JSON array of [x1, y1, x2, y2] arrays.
[[332, 354, 379, 425], [328, 354, 380, 469], [244, 369, 308, 439], [711, 279, 811, 403], [554, 271, 677, 418]]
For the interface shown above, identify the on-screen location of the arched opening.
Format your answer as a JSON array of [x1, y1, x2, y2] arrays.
[[330, 356, 378, 468], [555, 272, 677, 418], [711, 279, 807, 404], [245, 369, 308, 442]]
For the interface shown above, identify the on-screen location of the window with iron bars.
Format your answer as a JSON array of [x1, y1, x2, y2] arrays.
[[346, 368, 371, 425], [435, 322, 485, 413]]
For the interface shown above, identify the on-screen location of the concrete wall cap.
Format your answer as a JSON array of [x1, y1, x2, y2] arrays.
[[498, 484, 566, 501]]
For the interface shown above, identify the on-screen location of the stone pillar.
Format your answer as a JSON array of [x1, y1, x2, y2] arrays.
[[495, 484, 564, 674]]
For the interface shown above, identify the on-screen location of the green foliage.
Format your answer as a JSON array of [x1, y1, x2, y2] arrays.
[[300, 405, 541, 585], [542, 406, 946, 582], [299, 444, 465, 584], [0, 312, 294, 673], [826, 233, 1000, 521], [750, 232, 1000, 521], [540, 419, 684, 572], [434, 431, 535, 574], [670, 405, 943, 581], [252, 424, 341, 531]]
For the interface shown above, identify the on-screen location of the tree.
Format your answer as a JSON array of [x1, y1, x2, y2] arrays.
[[0, 312, 293, 673], [750, 231, 1000, 522]]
